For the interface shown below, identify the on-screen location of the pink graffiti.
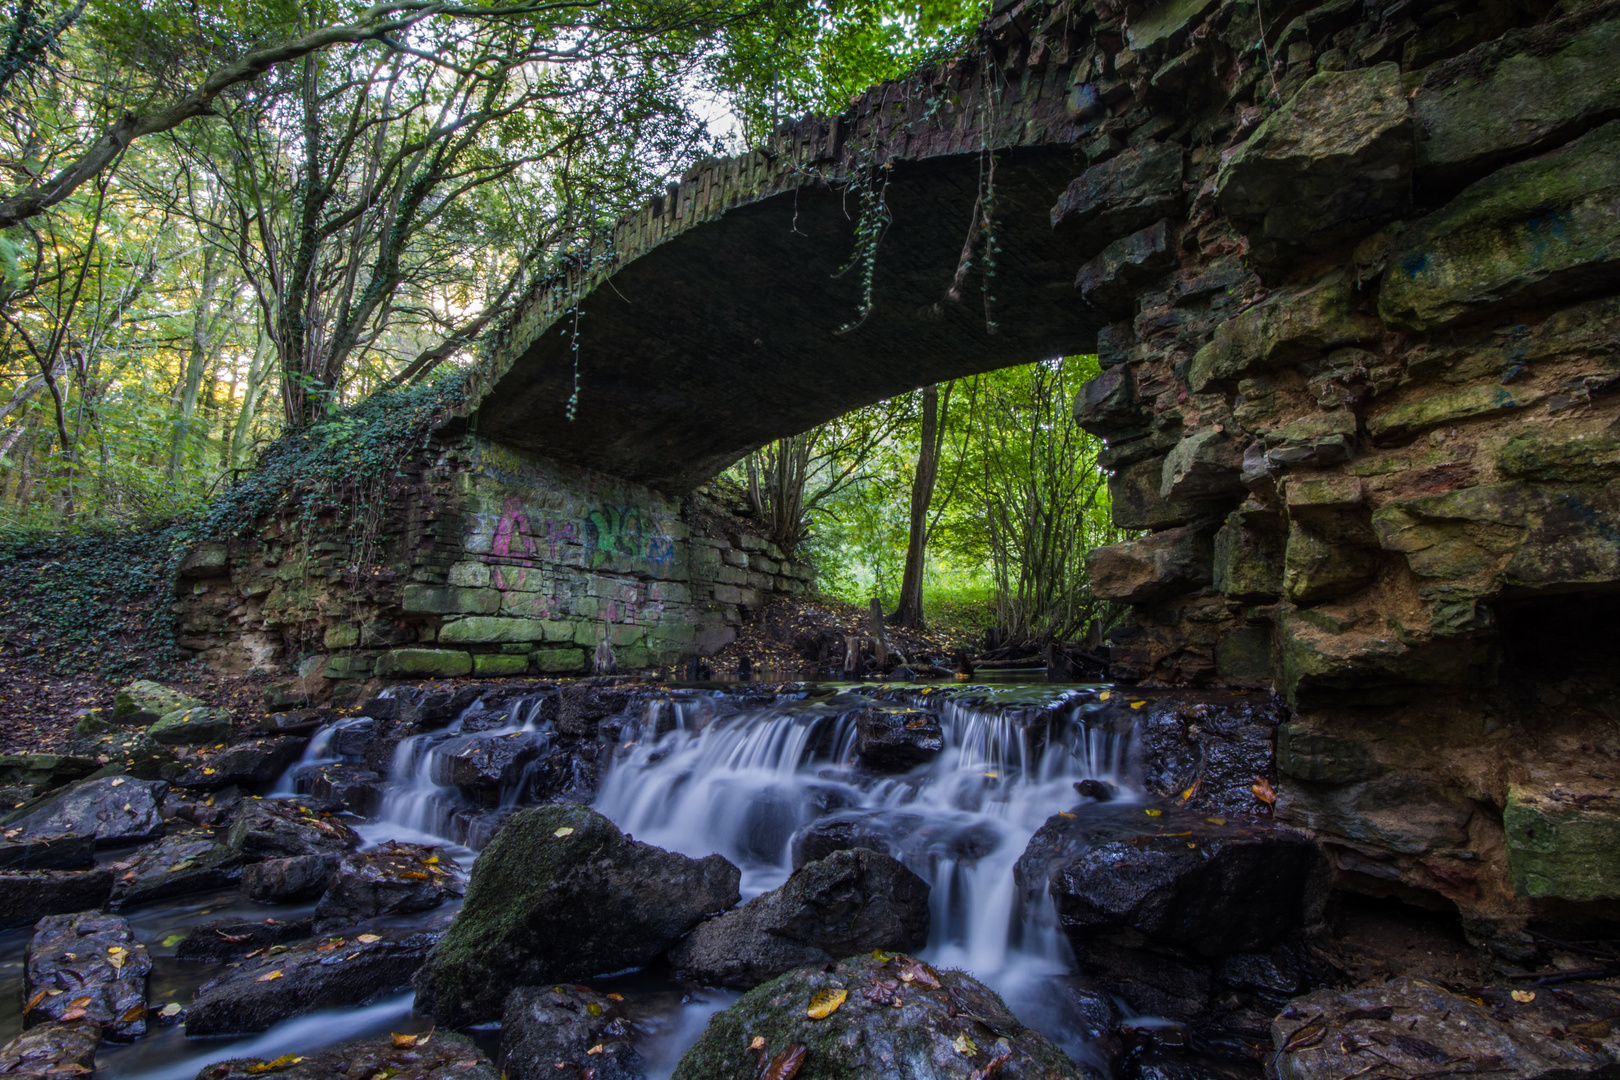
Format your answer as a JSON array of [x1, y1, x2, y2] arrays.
[[491, 496, 537, 559]]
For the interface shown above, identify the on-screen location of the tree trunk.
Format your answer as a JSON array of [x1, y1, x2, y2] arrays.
[[891, 383, 945, 628], [167, 243, 220, 477]]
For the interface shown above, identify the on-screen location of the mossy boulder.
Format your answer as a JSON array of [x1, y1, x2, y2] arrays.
[[412, 805, 740, 1027], [670, 953, 1093, 1080], [1087, 525, 1214, 604], [1283, 523, 1379, 605], [148, 707, 235, 747], [112, 680, 202, 723], [1214, 509, 1285, 602], [1504, 782, 1620, 902]]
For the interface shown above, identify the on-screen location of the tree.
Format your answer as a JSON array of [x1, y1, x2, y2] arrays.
[[889, 379, 951, 628]]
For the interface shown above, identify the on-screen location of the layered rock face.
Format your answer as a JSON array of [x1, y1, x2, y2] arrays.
[[1060, 0, 1620, 943]]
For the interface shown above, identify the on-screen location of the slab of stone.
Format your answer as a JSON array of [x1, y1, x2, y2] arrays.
[[312, 842, 462, 932], [1075, 219, 1177, 315], [1087, 525, 1214, 604], [375, 648, 473, 678], [186, 928, 441, 1036], [1190, 274, 1378, 391], [0, 870, 114, 929], [24, 911, 151, 1040], [148, 707, 235, 747], [1072, 366, 1139, 439], [1108, 453, 1205, 531], [3, 776, 167, 848], [0, 835, 95, 871], [1497, 427, 1620, 483], [0, 1019, 100, 1076], [1504, 781, 1620, 901], [502, 985, 644, 1080], [113, 680, 202, 723], [1213, 508, 1285, 602], [1160, 430, 1245, 501], [226, 798, 362, 860], [1050, 141, 1185, 251], [1277, 610, 1490, 708], [241, 854, 338, 903], [1283, 523, 1379, 605], [108, 832, 242, 909], [176, 916, 314, 962], [171, 737, 306, 790], [1368, 382, 1543, 444], [854, 709, 943, 772], [195, 1032, 500, 1080]]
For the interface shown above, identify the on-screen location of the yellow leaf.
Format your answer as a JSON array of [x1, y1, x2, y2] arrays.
[[749, 1036, 766, 1051], [1098, 691, 1111, 700], [981, 771, 1000, 779], [391, 1028, 432, 1048], [1057, 811, 1076, 819], [1129, 701, 1146, 709], [162, 934, 183, 947], [398, 870, 430, 881], [24, 989, 46, 1011], [553, 827, 575, 838], [159, 1003, 182, 1017], [120, 1004, 146, 1023], [244, 1055, 305, 1074], [806, 987, 847, 1019], [605, 993, 624, 1002], [586, 1044, 604, 1055], [422, 856, 440, 865], [356, 934, 381, 943], [202, 768, 216, 775], [1511, 990, 1536, 1003], [1205, 817, 1227, 826], [255, 970, 284, 982], [1144, 809, 1162, 817], [69, 997, 92, 1009], [586, 1002, 603, 1017], [60, 1008, 87, 1021], [953, 1033, 977, 1055]]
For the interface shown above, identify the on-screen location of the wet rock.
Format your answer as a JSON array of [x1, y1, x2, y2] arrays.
[[1135, 698, 1285, 817], [149, 707, 235, 747], [412, 804, 740, 1027], [108, 831, 242, 909], [113, 680, 202, 724], [226, 798, 362, 860], [0, 1019, 100, 1076], [241, 854, 338, 904], [195, 1030, 499, 1080], [2, 776, 167, 847], [172, 737, 306, 790], [24, 911, 151, 1040], [0, 753, 97, 795], [790, 814, 895, 867], [0, 870, 114, 929], [502, 985, 645, 1080], [855, 708, 944, 771], [1087, 525, 1214, 604], [176, 917, 314, 962], [671, 953, 1095, 1080], [312, 842, 462, 932], [556, 683, 638, 737], [1044, 975, 1122, 1071], [162, 786, 242, 829], [304, 764, 383, 816], [186, 928, 440, 1036], [428, 730, 547, 790], [0, 835, 94, 871], [1217, 63, 1413, 264], [669, 848, 930, 988], [1016, 805, 1330, 958], [1272, 977, 1620, 1080]]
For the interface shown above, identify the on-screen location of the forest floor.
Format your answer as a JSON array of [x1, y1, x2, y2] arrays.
[[702, 595, 978, 680]]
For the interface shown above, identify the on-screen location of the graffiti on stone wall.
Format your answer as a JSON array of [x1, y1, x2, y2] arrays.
[[585, 505, 676, 572]]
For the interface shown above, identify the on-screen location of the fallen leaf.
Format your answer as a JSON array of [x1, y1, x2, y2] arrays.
[[68, 997, 92, 1009], [398, 870, 430, 881], [586, 1002, 603, 1018], [60, 1009, 87, 1021], [749, 1036, 766, 1051], [159, 1003, 182, 1017], [953, 1032, 978, 1056], [216, 931, 253, 943], [1570, 1019, 1611, 1038], [763, 1043, 807, 1080], [119, 1004, 146, 1023], [970, 1050, 1014, 1079], [1129, 701, 1146, 710], [1098, 691, 1111, 701], [244, 1054, 305, 1074], [316, 939, 344, 952], [24, 989, 46, 1011], [110, 778, 125, 787], [605, 993, 624, 1002], [553, 827, 575, 838], [586, 1044, 604, 1055], [1511, 990, 1536, 1003], [162, 934, 184, 947], [255, 970, 284, 982], [355, 934, 381, 943], [806, 987, 847, 1019], [896, 959, 941, 989], [1252, 777, 1276, 805], [422, 856, 440, 865], [1144, 808, 1163, 817], [391, 1028, 432, 1048], [1281, 1018, 1325, 1052], [1205, 817, 1227, 826], [1057, 811, 1077, 819]]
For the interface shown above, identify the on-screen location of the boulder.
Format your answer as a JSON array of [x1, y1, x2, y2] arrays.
[[1051, 141, 1185, 253], [854, 709, 943, 771], [789, 814, 896, 868], [1072, 366, 1139, 439], [1108, 454, 1205, 531], [502, 985, 645, 1080], [1075, 220, 1177, 316], [1015, 805, 1330, 958], [1189, 274, 1378, 392], [162, 786, 243, 829], [0, 869, 114, 929], [1216, 63, 1412, 263], [1160, 431, 1245, 502], [0, 835, 95, 871], [108, 832, 242, 909], [148, 706, 235, 747], [24, 911, 151, 1040], [186, 929, 440, 1036], [172, 736, 306, 789], [194, 1031, 499, 1080], [1282, 523, 1379, 605], [304, 763, 383, 816], [226, 798, 362, 860], [1213, 508, 1285, 602], [1087, 525, 1214, 604], [427, 730, 546, 790], [113, 680, 202, 723], [412, 804, 740, 1027], [176, 916, 313, 962], [668, 848, 930, 989], [313, 842, 462, 932], [670, 953, 1093, 1080], [3, 776, 167, 847], [241, 854, 338, 904], [1272, 977, 1620, 1080], [0, 1019, 100, 1076]]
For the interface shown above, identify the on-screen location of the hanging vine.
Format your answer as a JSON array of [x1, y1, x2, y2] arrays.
[[832, 156, 893, 336]]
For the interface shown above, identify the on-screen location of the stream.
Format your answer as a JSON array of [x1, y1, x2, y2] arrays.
[[1, 680, 1156, 1078]]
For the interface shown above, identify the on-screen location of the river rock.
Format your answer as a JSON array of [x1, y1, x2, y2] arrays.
[[428, 730, 547, 790], [24, 911, 151, 1040], [0, 869, 114, 928], [502, 985, 645, 1080], [113, 680, 202, 723], [194, 1031, 500, 1080], [149, 706, 235, 747], [670, 953, 1095, 1080], [2, 776, 167, 846], [241, 854, 338, 903], [108, 831, 242, 909], [854, 709, 944, 771], [172, 737, 306, 790], [0, 834, 95, 870], [1015, 805, 1330, 957], [669, 848, 930, 989], [1272, 976, 1620, 1080], [303, 763, 383, 816], [412, 804, 740, 1027], [312, 842, 462, 932], [226, 798, 361, 860], [789, 813, 896, 867], [176, 916, 314, 962], [186, 928, 440, 1036], [0, 1019, 100, 1076], [162, 786, 243, 829]]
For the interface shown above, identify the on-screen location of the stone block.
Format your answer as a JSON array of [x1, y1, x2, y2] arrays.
[[438, 617, 549, 644], [321, 655, 372, 680], [376, 649, 473, 678], [1277, 611, 1488, 708], [609, 623, 646, 647], [1276, 722, 1382, 784], [1050, 141, 1186, 252], [1126, 0, 1220, 48], [1075, 219, 1177, 316], [448, 561, 492, 588], [1190, 274, 1379, 391], [1215, 626, 1273, 688], [1088, 524, 1214, 604], [721, 548, 748, 568], [1504, 783, 1620, 901], [178, 543, 229, 579], [1161, 430, 1245, 501], [1217, 63, 1413, 262], [1368, 383, 1543, 444], [1283, 523, 1379, 605], [648, 581, 691, 603], [401, 585, 500, 616], [323, 624, 360, 649], [1214, 509, 1285, 601], [1073, 366, 1139, 438], [1097, 321, 1134, 367], [1285, 475, 1364, 516], [738, 533, 768, 552], [1264, 412, 1357, 468], [1110, 455, 1205, 531], [1497, 428, 1620, 483], [1414, 12, 1620, 188], [747, 555, 780, 575], [1381, 120, 1620, 332], [531, 648, 584, 673], [715, 564, 747, 586], [473, 653, 530, 677]]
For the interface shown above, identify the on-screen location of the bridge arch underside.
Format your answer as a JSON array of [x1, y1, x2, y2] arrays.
[[460, 147, 1105, 493]]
